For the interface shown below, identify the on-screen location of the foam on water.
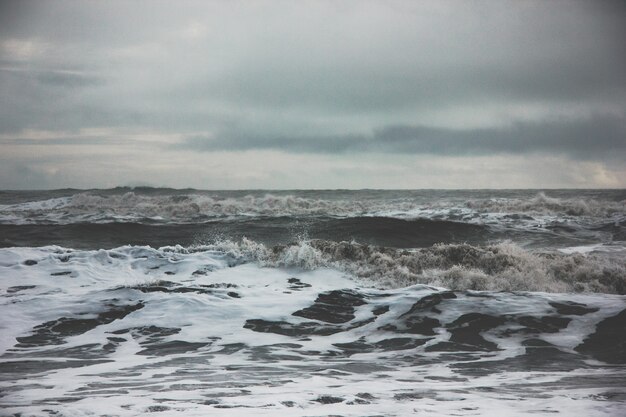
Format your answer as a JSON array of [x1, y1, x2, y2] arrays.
[[558, 243, 626, 255], [1, 188, 624, 416], [194, 238, 626, 294], [467, 191, 625, 217], [0, 192, 382, 224], [0, 191, 623, 225], [1, 245, 625, 416]]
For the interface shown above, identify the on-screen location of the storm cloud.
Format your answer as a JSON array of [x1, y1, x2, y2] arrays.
[[182, 116, 626, 160], [0, 0, 624, 188]]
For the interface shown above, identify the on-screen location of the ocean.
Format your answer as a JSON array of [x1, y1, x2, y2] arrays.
[[1, 188, 625, 416]]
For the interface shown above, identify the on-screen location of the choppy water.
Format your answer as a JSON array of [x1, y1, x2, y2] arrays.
[[1, 189, 625, 416]]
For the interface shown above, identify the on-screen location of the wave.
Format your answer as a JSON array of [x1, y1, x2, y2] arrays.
[[0, 192, 383, 224], [4, 240, 624, 294], [0, 217, 489, 250], [176, 238, 626, 294], [3, 240, 624, 294], [466, 191, 625, 217], [0, 191, 623, 225], [3, 241, 624, 417]]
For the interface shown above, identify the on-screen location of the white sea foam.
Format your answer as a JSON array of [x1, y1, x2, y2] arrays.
[[0, 191, 623, 224], [467, 191, 625, 217], [1, 244, 625, 417], [1, 189, 624, 416], [558, 243, 626, 255], [191, 238, 626, 294], [0, 192, 379, 224]]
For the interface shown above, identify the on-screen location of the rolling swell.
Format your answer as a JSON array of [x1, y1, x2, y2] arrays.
[[0, 217, 488, 249], [0, 223, 205, 249], [310, 216, 486, 247]]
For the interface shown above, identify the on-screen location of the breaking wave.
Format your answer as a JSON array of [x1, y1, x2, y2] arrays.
[[0, 192, 390, 224], [0, 191, 623, 225], [181, 239, 626, 294], [466, 191, 625, 217]]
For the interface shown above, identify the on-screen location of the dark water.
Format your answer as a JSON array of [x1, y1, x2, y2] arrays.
[[1, 188, 624, 249], [0, 217, 491, 249]]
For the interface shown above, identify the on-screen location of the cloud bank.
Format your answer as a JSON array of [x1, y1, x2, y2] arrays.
[[0, 0, 624, 188], [182, 116, 625, 160]]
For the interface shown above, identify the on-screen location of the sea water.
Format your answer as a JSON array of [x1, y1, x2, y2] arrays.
[[1, 189, 625, 416]]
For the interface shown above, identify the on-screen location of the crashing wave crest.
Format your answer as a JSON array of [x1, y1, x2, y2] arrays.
[[188, 238, 626, 294]]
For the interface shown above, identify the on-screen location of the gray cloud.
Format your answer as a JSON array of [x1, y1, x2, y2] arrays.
[[0, 0, 624, 188], [0, 66, 103, 87], [35, 71, 103, 89], [181, 115, 626, 160], [0, 136, 127, 147], [1, 1, 624, 131]]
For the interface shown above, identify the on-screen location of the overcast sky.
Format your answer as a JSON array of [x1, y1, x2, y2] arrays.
[[0, 0, 624, 189]]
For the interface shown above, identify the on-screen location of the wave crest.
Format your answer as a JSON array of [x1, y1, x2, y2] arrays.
[[1, 192, 380, 224], [198, 238, 626, 294], [1, 191, 623, 225], [466, 192, 625, 217]]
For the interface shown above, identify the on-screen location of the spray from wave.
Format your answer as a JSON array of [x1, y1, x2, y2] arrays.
[[175, 238, 626, 294]]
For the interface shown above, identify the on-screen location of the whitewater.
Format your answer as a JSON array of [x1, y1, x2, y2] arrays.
[[1, 189, 625, 416]]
